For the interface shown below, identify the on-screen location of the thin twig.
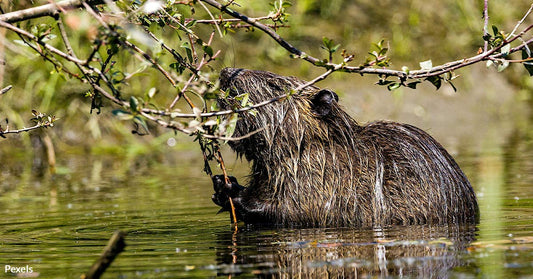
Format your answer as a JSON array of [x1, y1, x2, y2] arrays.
[[0, 20, 87, 64], [0, 0, 107, 23], [507, 4, 533, 40], [483, 0, 489, 53], [160, 8, 199, 40], [214, 148, 238, 225], [122, 40, 179, 87], [198, 0, 224, 37], [0, 85, 12, 95], [145, 68, 335, 118], [0, 122, 54, 137], [168, 31, 220, 110]]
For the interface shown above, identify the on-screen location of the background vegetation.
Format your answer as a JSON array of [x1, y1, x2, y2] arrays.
[[0, 0, 532, 174]]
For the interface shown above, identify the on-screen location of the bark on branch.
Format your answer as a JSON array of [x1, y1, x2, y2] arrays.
[[0, 0, 105, 23]]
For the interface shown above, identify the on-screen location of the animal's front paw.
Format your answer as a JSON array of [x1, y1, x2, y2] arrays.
[[211, 175, 244, 210]]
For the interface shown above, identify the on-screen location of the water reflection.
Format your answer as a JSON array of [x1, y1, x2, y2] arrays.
[[215, 224, 477, 278], [0, 104, 531, 278]]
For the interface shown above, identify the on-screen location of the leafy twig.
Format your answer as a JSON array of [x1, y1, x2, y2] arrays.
[[0, 110, 57, 138], [202, 0, 533, 81]]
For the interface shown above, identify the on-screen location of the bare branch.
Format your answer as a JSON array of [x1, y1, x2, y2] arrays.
[[144, 68, 336, 119], [0, 20, 87, 64], [0, 0, 106, 23], [507, 4, 533, 40]]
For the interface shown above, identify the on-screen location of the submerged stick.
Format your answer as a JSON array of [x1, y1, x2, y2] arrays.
[[199, 134, 238, 228], [215, 150, 238, 226], [82, 230, 126, 279]]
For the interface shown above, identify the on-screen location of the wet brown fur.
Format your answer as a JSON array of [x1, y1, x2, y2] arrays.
[[214, 68, 478, 228]]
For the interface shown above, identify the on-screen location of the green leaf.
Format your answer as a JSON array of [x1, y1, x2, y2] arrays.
[[282, 1, 292, 8], [112, 109, 134, 120], [500, 44, 511, 56], [387, 82, 401, 91], [185, 20, 197, 28], [240, 93, 250, 107], [129, 96, 139, 112], [419, 60, 433, 70], [497, 60, 510, 72], [407, 81, 421, 89], [224, 113, 239, 139], [147, 87, 157, 99], [133, 116, 149, 135], [373, 40, 385, 50], [425, 76, 442, 90], [203, 45, 213, 57], [492, 25, 499, 36], [322, 37, 333, 49], [170, 62, 185, 74], [449, 81, 457, 92], [321, 37, 340, 54], [210, 101, 219, 111], [521, 48, 533, 76], [181, 41, 193, 62], [203, 92, 218, 100], [376, 80, 395, 86]]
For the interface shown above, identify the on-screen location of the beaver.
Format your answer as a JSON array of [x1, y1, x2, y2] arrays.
[[212, 68, 478, 228]]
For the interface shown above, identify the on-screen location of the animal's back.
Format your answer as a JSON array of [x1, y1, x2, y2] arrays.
[[358, 121, 479, 226]]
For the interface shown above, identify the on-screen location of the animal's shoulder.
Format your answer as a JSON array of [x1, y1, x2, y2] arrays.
[[361, 120, 431, 140]]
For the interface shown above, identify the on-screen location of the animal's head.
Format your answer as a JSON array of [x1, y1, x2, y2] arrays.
[[218, 68, 353, 161]]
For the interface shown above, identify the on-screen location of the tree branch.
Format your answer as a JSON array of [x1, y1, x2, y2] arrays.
[[82, 230, 126, 279], [0, 0, 106, 23], [0, 120, 55, 138], [201, 0, 533, 81]]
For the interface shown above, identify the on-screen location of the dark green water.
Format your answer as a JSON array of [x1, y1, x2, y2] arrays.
[[1, 116, 532, 279]]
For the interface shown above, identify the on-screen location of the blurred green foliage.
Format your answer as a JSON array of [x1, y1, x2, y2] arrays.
[[0, 0, 532, 158]]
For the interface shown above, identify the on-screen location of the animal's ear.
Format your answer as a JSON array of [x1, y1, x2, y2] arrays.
[[311, 89, 339, 116]]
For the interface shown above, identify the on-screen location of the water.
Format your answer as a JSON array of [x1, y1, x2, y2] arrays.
[[1, 115, 532, 278]]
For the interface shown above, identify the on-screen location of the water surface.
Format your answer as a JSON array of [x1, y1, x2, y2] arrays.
[[1, 114, 532, 278]]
